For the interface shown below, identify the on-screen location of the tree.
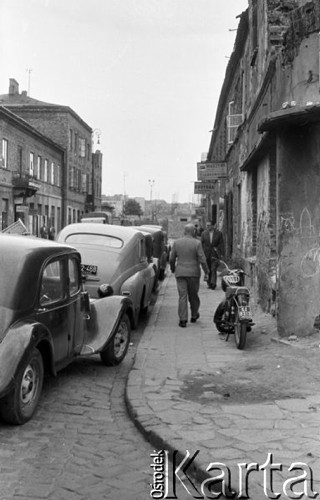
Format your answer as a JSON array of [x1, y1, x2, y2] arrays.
[[124, 198, 143, 216]]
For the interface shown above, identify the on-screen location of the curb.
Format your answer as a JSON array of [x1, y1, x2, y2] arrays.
[[125, 273, 231, 494]]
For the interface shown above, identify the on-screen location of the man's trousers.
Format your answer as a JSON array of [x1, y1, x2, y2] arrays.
[[176, 276, 200, 321]]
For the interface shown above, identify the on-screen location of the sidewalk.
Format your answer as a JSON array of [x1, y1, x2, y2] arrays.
[[126, 271, 320, 499]]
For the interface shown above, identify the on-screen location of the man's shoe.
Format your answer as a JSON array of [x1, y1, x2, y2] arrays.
[[179, 320, 187, 328], [210, 285, 216, 290], [190, 313, 200, 323]]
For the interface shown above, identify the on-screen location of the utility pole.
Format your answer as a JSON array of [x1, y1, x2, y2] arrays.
[[148, 179, 155, 221]]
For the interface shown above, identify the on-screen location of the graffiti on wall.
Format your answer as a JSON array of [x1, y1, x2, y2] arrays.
[[281, 207, 320, 277]]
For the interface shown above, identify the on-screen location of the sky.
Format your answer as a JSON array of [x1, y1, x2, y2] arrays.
[[1, 0, 248, 203]]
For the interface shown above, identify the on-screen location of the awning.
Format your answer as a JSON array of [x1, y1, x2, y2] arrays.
[[258, 104, 320, 133]]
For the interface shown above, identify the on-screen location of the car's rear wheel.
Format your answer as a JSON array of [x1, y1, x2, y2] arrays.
[[0, 348, 44, 425], [100, 314, 131, 366]]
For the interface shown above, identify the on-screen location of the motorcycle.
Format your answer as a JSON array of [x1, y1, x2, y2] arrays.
[[213, 260, 254, 349]]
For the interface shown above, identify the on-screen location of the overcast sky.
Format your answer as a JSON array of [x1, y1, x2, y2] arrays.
[[1, 0, 248, 203]]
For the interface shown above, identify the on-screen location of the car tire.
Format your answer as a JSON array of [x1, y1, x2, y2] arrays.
[[0, 348, 44, 425], [100, 314, 131, 366]]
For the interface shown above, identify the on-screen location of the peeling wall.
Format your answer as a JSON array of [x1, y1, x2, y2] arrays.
[[278, 124, 320, 336]]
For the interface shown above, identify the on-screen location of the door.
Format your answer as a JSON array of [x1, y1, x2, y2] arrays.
[[36, 255, 82, 367]]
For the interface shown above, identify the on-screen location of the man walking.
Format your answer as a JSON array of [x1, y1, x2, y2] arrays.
[[169, 224, 209, 328], [201, 220, 224, 289]]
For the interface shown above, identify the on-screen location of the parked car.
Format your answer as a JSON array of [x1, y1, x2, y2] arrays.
[[80, 211, 112, 224], [135, 225, 168, 280], [0, 234, 134, 425], [57, 223, 156, 327]]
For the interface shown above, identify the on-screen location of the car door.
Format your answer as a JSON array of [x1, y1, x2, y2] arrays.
[[36, 254, 82, 368]]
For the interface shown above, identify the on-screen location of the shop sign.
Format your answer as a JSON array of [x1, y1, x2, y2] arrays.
[[194, 181, 217, 194], [197, 162, 227, 180]]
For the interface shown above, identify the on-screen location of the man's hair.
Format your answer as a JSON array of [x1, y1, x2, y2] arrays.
[[184, 223, 195, 235]]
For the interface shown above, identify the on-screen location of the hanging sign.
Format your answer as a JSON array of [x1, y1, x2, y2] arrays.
[[197, 162, 227, 180], [194, 181, 217, 194]]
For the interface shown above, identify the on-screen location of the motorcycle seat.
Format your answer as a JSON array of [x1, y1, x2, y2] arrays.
[[226, 286, 250, 298]]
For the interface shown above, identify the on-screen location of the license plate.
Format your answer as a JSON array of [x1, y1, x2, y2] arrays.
[[81, 264, 98, 276], [238, 305, 252, 320]]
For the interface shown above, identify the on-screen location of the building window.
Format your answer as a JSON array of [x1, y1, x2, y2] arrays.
[[56, 165, 61, 186], [69, 167, 75, 189], [18, 146, 23, 172], [69, 128, 73, 151], [51, 162, 55, 184], [44, 159, 48, 182], [37, 155, 41, 179], [82, 173, 87, 193], [57, 207, 61, 232], [2, 139, 8, 168], [79, 138, 86, 158], [29, 152, 35, 176], [227, 101, 243, 145], [2, 198, 8, 229]]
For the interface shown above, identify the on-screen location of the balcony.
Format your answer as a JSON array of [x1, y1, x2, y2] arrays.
[[12, 171, 40, 197]]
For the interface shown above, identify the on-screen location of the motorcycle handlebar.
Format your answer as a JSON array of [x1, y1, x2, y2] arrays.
[[216, 259, 248, 276]]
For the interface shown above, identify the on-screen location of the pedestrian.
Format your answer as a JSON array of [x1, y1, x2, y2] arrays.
[[169, 223, 209, 328], [48, 226, 55, 240], [40, 225, 49, 239], [201, 220, 224, 290]]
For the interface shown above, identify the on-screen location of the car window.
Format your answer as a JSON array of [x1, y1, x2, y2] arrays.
[[40, 259, 65, 305], [68, 257, 80, 296], [65, 233, 123, 248]]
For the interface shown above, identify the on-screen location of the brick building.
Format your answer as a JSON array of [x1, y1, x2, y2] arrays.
[[0, 105, 64, 234], [0, 78, 102, 233], [205, 0, 320, 336]]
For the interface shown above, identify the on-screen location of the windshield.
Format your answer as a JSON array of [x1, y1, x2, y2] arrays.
[[66, 233, 123, 249]]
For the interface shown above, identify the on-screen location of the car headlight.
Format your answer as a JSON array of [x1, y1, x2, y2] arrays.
[[98, 284, 114, 297]]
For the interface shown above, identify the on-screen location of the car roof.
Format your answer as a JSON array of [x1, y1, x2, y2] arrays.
[[0, 233, 76, 255], [0, 234, 79, 310], [58, 223, 145, 245]]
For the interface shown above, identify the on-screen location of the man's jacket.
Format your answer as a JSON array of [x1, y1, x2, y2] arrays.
[[201, 229, 224, 260], [169, 235, 208, 278]]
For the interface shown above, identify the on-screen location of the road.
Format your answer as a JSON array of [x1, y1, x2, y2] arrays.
[[0, 314, 155, 500]]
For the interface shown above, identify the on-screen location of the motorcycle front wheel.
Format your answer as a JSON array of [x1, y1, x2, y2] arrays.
[[234, 309, 247, 349], [213, 302, 228, 333]]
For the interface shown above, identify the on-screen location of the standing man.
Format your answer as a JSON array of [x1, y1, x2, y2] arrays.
[[169, 224, 209, 328], [201, 220, 224, 289]]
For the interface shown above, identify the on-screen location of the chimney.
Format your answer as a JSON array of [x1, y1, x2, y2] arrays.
[[9, 78, 19, 96]]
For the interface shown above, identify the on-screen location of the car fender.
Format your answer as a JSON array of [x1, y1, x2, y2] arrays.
[[120, 271, 144, 308], [0, 320, 53, 397], [81, 296, 134, 355]]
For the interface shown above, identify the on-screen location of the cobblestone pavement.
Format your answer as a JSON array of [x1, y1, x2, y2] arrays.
[[0, 310, 171, 500], [126, 271, 320, 499]]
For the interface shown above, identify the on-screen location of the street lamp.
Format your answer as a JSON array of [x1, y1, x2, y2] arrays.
[[148, 179, 155, 221]]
